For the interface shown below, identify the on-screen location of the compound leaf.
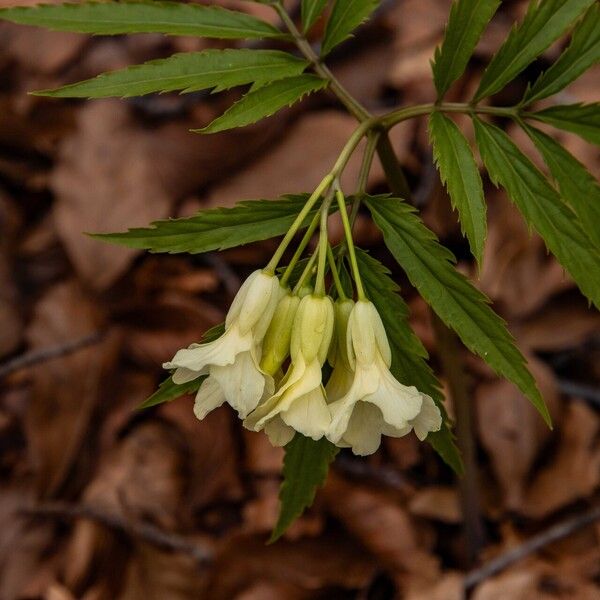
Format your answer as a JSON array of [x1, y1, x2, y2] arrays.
[[199, 74, 327, 134], [528, 103, 600, 146], [522, 4, 600, 105], [321, 0, 378, 56], [94, 195, 317, 254], [432, 0, 500, 98], [301, 0, 329, 32], [0, 1, 284, 38], [34, 49, 308, 98], [474, 118, 600, 309], [429, 111, 487, 266], [474, 0, 595, 101], [365, 196, 549, 426], [271, 435, 338, 542]]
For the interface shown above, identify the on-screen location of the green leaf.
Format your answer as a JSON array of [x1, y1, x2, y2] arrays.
[[528, 103, 600, 145], [522, 4, 600, 105], [0, 1, 284, 38], [34, 49, 308, 98], [301, 0, 329, 32], [429, 112, 487, 266], [198, 74, 328, 134], [271, 434, 338, 542], [139, 376, 202, 410], [524, 125, 600, 249], [432, 0, 500, 98], [355, 249, 463, 474], [365, 196, 550, 426], [321, 0, 378, 57], [474, 118, 600, 309], [474, 0, 595, 102], [93, 194, 317, 254]]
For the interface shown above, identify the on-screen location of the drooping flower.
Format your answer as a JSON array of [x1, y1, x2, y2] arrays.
[[327, 300, 441, 455], [245, 294, 334, 443], [164, 270, 284, 419]]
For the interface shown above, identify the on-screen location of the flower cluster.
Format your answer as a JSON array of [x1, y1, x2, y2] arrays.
[[164, 269, 442, 455]]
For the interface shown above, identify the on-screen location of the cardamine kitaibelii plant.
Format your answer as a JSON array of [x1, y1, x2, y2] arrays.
[[3, 0, 598, 539]]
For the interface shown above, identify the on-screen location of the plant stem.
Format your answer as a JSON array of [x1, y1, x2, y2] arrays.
[[431, 313, 485, 567], [293, 251, 318, 294], [265, 174, 332, 274], [349, 130, 380, 226], [280, 211, 320, 287], [315, 190, 335, 296], [376, 132, 412, 201], [273, 2, 371, 122], [335, 185, 365, 301], [327, 244, 347, 300]]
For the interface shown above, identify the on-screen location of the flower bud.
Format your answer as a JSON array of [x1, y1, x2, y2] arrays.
[[328, 299, 354, 368], [291, 294, 334, 364], [260, 293, 300, 376], [226, 270, 279, 336], [346, 300, 391, 369]]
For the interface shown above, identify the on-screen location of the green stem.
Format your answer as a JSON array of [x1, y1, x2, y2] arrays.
[[350, 131, 380, 225], [280, 211, 320, 287], [327, 244, 347, 300], [335, 185, 365, 301], [376, 132, 412, 201], [314, 190, 335, 296], [265, 174, 332, 274], [293, 251, 318, 294], [273, 2, 370, 122]]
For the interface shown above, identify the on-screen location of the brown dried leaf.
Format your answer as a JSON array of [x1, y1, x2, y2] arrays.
[[476, 355, 560, 511]]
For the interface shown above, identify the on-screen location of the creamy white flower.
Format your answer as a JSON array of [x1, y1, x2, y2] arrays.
[[327, 300, 441, 455], [164, 270, 283, 419], [245, 294, 334, 441]]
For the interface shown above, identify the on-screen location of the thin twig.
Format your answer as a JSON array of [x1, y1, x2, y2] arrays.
[[0, 332, 105, 380], [20, 502, 212, 565], [464, 503, 600, 590]]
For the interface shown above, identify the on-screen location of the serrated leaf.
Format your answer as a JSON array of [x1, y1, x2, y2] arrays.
[[198, 74, 327, 134], [525, 125, 600, 249], [139, 376, 202, 409], [320, 0, 378, 57], [301, 0, 329, 32], [271, 434, 338, 542], [365, 196, 550, 426], [522, 4, 600, 105], [432, 0, 500, 98], [34, 49, 308, 98], [528, 103, 600, 145], [474, 118, 600, 309], [429, 112, 487, 266], [355, 249, 463, 474], [474, 0, 595, 102], [93, 194, 317, 254], [0, 1, 284, 39]]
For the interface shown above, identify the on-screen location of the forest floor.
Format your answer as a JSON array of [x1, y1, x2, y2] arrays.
[[1, 0, 599, 598]]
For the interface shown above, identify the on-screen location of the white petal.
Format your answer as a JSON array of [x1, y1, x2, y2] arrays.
[[410, 394, 442, 441], [171, 366, 204, 384], [327, 363, 380, 443], [364, 358, 422, 429], [225, 270, 260, 328], [282, 386, 331, 440], [163, 325, 252, 374], [341, 402, 385, 456], [252, 277, 286, 343], [263, 416, 295, 447], [193, 376, 226, 420], [324, 362, 354, 402], [210, 350, 267, 418]]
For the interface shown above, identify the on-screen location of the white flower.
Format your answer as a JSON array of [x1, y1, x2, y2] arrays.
[[164, 270, 283, 419], [327, 300, 441, 455], [245, 294, 334, 442]]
